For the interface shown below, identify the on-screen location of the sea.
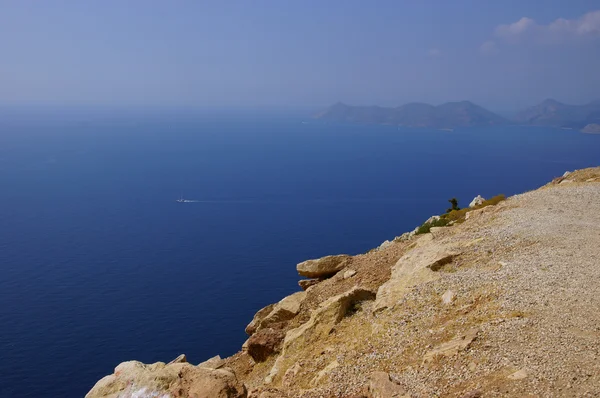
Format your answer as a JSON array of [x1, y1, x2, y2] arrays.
[[0, 108, 599, 397]]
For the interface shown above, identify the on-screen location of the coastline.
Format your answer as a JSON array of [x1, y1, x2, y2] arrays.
[[87, 167, 600, 398]]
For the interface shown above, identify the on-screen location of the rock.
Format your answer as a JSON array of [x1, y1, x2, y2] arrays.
[[423, 328, 479, 362], [246, 303, 276, 335], [266, 287, 376, 384], [587, 178, 598, 182], [310, 360, 339, 387], [167, 353, 187, 364], [367, 371, 409, 398], [469, 195, 485, 208], [424, 215, 441, 224], [430, 226, 448, 238], [198, 355, 224, 369], [559, 179, 574, 184], [282, 362, 301, 387], [441, 289, 455, 305], [460, 389, 483, 398], [298, 279, 320, 290], [245, 291, 306, 335], [343, 269, 357, 279], [375, 235, 460, 311], [296, 254, 352, 278], [248, 388, 288, 398], [86, 360, 246, 398], [377, 240, 393, 251], [563, 171, 572, 177], [507, 368, 529, 380], [465, 204, 497, 220], [247, 328, 285, 362]]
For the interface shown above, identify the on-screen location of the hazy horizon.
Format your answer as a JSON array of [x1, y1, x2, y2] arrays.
[[2, 1, 599, 113]]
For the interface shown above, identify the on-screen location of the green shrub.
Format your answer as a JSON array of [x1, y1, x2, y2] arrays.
[[446, 197, 460, 213], [415, 217, 449, 235], [477, 194, 506, 208]]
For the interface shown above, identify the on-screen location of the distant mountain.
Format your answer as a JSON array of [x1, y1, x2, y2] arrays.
[[515, 99, 600, 129], [315, 101, 509, 129]]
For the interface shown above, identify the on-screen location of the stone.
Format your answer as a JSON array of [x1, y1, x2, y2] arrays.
[[296, 254, 352, 278], [167, 353, 187, 364], [298, 279, 320, 290], [86, 360, 246, 398], [424, 215, 441, 224], [465, 204, 497, 220], [560, 179, 574, 184], [343, 269, 357, 279], [246, 303, 276, 335], [563, 171, 571, 177], [430, 226, 448, 238], [245, 291, 306, 335], [198, 355, 223, 369], [378, 240, 393, 251], [247, 328, 285, 362], [282, 362, 301, 387], [423, 328, 479, 362], [460, 390, 482, 398], [265, 287, 376, 384], [248, 388, 288, 398], [375, 235, 460, 311], [507, 368, 529, 380], [441, 289, 455, 305], [310, 360, 339, 386], [367, 371, 409, 398], [469, 195, 485, 208], [587, 178, 597, 182]]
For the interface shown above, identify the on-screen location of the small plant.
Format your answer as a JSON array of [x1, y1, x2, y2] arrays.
[[415, 217, 449, 235], [446, 198, 460, 213]]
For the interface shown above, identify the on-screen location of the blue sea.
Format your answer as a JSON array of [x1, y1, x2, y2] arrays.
[[0, 109, 599, 397]]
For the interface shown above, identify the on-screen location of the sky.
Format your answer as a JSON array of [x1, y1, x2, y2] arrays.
[[1, 0, 599, 112]]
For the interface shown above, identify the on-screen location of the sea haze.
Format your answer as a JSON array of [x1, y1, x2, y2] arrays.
[[1, 109, 599, 397]]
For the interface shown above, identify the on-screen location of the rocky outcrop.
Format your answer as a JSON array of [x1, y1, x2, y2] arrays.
[[375, 235, 460, 311], [367, 371, 409, 398], [86, 358, 246, 398], [296, 254, 351, 278], [198, 355, 224, 369], [265, 287, 376, 384], [298, 279, 320, 290], [469, 195, 485, 208], [247, 328, 285, 362], [245, 304, 276, 335], [245, 291, 306, 335]]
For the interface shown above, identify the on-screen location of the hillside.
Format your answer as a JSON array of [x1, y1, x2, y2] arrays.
[[314, 101, 509, 129], [87, 168, 600, 398], [515, 99, 600, 129]]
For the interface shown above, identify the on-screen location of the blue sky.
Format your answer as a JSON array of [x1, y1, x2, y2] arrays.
[[1, 0, 599, 111]]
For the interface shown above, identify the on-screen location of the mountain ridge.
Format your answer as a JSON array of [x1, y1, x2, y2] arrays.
[[315, 99, 600, 130], [314, 100, 509, 129]]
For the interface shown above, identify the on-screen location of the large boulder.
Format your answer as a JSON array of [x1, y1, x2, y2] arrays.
[[296, 254, 351, 278], [247, 328, 285, 362], [86, 358, 246, 398], [265, 287, 375, 384], [375, 235, 460, 311], [469, 195, 485, 208], [245, 291, 306, 335]]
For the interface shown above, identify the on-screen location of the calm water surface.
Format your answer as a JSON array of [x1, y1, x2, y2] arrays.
[[0, 110, 598, 397]]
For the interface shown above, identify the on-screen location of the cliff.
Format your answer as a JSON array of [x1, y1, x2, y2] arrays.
[[87, 167, 600, 398]]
